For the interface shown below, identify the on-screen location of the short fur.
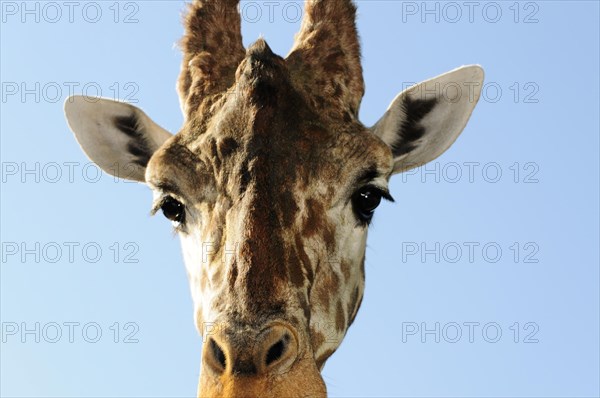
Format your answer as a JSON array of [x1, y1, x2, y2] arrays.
[[64, 0, 484, 396]]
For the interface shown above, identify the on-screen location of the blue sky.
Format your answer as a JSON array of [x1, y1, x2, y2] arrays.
[[1, 1, 599, 397]]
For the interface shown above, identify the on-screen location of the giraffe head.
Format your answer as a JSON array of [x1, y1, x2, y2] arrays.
[[64, 1, 484, 396]]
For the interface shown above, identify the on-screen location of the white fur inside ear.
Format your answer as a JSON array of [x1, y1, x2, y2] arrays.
[[372, 65, 484, 174], [64, 96, 172, 182]]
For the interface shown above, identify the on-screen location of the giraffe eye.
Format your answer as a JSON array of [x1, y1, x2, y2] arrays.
[[160, 196, 185, 225], [352, 187, 383, 223]]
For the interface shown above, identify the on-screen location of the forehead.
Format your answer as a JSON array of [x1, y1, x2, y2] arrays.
[[149, 119, 392, 200], [147, 42, 392, 191]]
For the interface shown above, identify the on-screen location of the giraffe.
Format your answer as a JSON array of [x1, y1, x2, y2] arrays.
[[64, 1, 484, 396]]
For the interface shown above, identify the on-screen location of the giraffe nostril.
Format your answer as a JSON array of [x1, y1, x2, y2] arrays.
[[265, 333, 290, 366], [209, 338, 227, 371], [203, 324, 299, 376]]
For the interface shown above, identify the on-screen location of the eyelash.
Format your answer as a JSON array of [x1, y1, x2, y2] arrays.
[[152, 195, 186, 230], [351, 185, 394, 226], [151, 184, 393, 231]]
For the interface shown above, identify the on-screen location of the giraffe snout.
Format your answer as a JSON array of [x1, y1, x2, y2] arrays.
[[203, 322, 299, 377]]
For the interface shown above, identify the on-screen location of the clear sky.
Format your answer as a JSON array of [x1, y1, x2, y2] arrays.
[[1, 1, 599, 397]]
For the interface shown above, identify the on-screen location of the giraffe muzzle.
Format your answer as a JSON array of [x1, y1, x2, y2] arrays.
[[198, 321, 327, 397], [204, 322, 299, 377]]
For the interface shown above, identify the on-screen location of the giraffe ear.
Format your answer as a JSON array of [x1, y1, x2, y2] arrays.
[[64, 96, 172, 182], [370, 65, 484, 174]]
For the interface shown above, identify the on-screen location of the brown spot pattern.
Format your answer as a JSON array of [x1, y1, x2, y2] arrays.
[[162, 1, 391, 396], [335, 301, 346, 332]]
